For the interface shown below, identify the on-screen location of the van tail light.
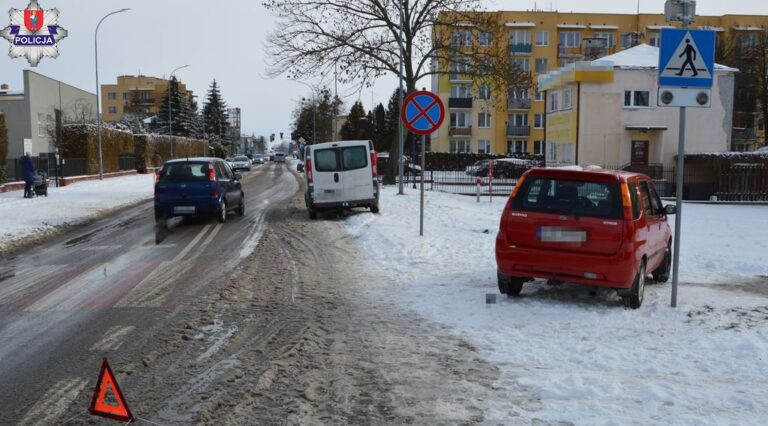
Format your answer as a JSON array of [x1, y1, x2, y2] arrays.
[[371, 150, 378, 178], [620, 182, 633, 221], [208, 164, 217, 182], [306, 158, 313, 183]]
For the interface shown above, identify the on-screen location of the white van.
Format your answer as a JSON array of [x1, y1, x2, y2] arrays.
[[274, 152, 286, 163], [304, 140, 379, 219]]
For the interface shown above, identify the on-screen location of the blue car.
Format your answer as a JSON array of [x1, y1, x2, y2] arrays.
[[154, 157, 244, 224]]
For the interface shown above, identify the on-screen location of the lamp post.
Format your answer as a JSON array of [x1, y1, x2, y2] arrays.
[[94, 8, 129, 180], [168, 64, 190, 159]]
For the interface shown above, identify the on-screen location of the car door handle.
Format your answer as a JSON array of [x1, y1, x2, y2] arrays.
[[334, 173, 339, 183]]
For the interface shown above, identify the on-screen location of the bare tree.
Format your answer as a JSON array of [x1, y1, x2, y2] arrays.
[[263, 0, 531, 181]]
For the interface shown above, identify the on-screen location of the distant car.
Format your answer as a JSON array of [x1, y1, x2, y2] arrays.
[[471, 158, 536, 179], [252, 154, 264, 164], [495, 167, 674, 309], [154, 157, 245, 224], [232, 156, 252, 171], [274, 152, 286, 163], [465, 160, 491, 175], [756, 146, 768, 153]]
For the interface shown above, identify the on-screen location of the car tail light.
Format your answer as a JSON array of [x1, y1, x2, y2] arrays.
[[211, 191, 219, 198], [155, 169, 161, 183], [371, 150, 378, 178], [306, 158, 313, 183], [620, 182, 633, 221], [208, 164, 217, 182]]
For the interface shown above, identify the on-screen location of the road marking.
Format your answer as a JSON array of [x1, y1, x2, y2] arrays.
[[19, 378, 87, 426], [173, 224, 212, 262], [89, 325, 135, 352], [189, 223, 223, 260]]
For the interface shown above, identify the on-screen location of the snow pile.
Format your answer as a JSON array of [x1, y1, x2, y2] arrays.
[[344, 186, 768, 423], [0, 174, 154, 252]]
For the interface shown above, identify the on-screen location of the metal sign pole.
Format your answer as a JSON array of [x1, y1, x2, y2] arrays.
[[420, 134, 425, 237]]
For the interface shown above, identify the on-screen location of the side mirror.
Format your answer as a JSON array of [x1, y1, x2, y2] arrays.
[[664, 204, 676, 216], [234, 173, 242, 181]]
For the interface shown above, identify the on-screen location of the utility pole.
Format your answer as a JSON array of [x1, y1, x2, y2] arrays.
[[397, 0, 405, 195]]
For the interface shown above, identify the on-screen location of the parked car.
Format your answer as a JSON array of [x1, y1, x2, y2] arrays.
[[304, 140, 379, 219], [252, 154, 264, 164], [465, 159, 491, 175], [495, 167, 674, 309], [274, 152, 286, 163], [231, 156, 252, 171], [154, 157, 245, 224], [470, 158, 536, 179]]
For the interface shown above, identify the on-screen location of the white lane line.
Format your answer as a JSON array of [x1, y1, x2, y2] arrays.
[[19, 378, 87, 426], [173, 224, 212, 262], [89, 325, 135, 352], [189, 223, 223, 260], [239, 210, 268, 259]]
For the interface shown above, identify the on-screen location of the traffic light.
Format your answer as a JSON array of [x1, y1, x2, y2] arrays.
[[280, 132, 284, 140], [270, 133, 275, 142]]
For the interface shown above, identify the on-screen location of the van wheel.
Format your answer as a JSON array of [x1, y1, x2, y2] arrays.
[[308, 207, 318, 220], [652, 243, 672, 283], [217, 200, 227, 223], [370, 202, 380, 214], [623, 261, 646, 309], [498, 272, 524, 297]]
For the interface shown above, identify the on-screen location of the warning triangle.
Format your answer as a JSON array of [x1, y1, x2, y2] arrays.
[[660, 31, 711, 79], [89, 358, 134, 422]]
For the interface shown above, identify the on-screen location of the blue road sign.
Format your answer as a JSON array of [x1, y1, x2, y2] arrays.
[[659, 28, 716, 88], [401, 91, 445, 135]]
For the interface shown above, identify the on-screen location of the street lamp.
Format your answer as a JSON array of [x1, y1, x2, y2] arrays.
[[94, 8, 130, 180], [168, 64, 190, 159]]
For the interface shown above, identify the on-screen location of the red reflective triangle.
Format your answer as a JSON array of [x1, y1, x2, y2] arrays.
[[89, 358, 134, 422]]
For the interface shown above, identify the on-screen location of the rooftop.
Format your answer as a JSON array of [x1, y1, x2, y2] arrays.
[[595, 44, 738, 72]]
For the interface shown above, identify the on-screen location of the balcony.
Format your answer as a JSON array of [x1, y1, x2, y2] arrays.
[[558, 45, 583, 58], [507, 98, 531, 110], [506, 125, 531, 137], [449, 126, 472, 136], [509, 43, 533, 55], [448, 97, 473, 109]]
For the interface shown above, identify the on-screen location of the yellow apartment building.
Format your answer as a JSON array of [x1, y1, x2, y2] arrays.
[[431, 10, 768, 155], [101, 75, 194, 123]]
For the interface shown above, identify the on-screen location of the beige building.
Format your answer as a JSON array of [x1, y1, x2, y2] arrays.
[[101, 75, 193, 123], [431, 10, 768, 155], [539, 44, 736, 172]]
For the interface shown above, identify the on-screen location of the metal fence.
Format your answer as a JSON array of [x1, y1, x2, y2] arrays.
[[3, 156, 86, 182], [118, 156, 136, 171]]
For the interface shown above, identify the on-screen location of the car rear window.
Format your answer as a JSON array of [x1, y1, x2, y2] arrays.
[[235, 156, 248, 161], [512, 176, 623, 219], [160, 162, 209, 182], [342, 146, 367, 170], [314, 148, 339, 172]]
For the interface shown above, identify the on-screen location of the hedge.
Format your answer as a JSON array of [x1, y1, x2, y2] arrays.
[[425, 152, 544, 171], [134, 134, 208, 172], [0, 113, 7, 181]]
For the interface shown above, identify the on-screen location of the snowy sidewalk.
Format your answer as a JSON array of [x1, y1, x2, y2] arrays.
[[0, 174, 155, 254], [344, 186, 768, 424]]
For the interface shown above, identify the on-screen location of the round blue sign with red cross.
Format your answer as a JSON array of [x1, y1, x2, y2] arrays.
[[401, 90, 445, 135]]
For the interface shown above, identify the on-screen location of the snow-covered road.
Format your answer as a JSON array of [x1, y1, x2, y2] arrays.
[[344, 186, 768, 424]]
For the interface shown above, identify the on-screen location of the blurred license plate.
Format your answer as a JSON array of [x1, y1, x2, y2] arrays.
[[539, 227, 587, 243], [174, 206, 196, 214]]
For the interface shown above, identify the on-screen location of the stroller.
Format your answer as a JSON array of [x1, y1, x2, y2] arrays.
[[32, 170, 48, 197]]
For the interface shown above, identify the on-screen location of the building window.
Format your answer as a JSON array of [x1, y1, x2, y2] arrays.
[[624, 90, 651, 107], [450, 112, 471, 128], [108, 106, 118, 114], [478, 139, 491, 154], [511, 57, 530, 72], [478, 31, 492, 46], [449, 59, 471, 80], [478, 84, 491, 100], [534, 140, 544, 155], [478, 112, 491, 128], [451, 30, 472, 48], [509, 113, 529, 126], [123, 92, 130, 100], [738, 34, 758, 49], [37, 112, 52, 137], [758, 118, 765, 131], [563, 144, 572, 163], [107, 92, 116, 100], [534, 113, 544, 129], [593, 32, 615, 48], [558, 58, 577, 67], [450, 139, 471, 153], [562, 88, 573, 110], [535, 89, 545, 101], [548, 92, 559, 112], [649, 33, 660, 47], [139, 92, 150, 101], [535, 57, 548, 73], [547, 142, 557, 161], [536, 30, 549, 46], [507, 140, 528, 153], [451, 85, 472, 98], [510, 30, 531, 45], [559, 31, 581, 48]]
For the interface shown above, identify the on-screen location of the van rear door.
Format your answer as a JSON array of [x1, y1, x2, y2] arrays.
[[340, 142, 374, 201], [312, 147, 345, 204]]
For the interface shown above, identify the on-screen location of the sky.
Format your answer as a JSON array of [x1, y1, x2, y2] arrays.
[[1, 0, 767, 139]]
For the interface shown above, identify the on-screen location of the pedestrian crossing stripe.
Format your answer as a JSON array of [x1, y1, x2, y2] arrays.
[[658, 28, 716, 89]]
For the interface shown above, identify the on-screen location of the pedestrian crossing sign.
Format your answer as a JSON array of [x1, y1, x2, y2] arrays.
[[658, 28, 716, 88]]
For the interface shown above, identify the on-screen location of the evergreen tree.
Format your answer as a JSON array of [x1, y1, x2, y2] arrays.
[[154, 77, 190, 136], [203, 79, 229, 140], [372, 103, 387, 151], [339, 101, 367, 141]]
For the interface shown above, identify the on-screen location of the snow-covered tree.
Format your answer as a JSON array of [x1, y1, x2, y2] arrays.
[[203, 80, 229, 141]]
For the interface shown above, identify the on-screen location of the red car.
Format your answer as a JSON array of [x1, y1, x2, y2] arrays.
[[495, 167, 675, 308]]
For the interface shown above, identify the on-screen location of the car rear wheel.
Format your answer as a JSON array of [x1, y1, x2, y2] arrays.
[[217, 200, 227, 223], [623, 261, 646, 309], [652, 243, 672, 283], [237, 194, 245, 216], [498, 272, 524, 297]]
